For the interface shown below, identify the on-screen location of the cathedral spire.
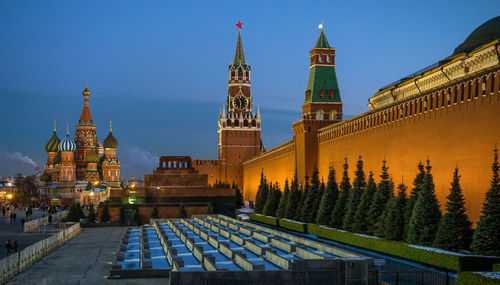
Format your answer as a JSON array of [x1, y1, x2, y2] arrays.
[[78, 83, 94, 125], [314, 24, 331, 49], [233, 21, 246, 66]]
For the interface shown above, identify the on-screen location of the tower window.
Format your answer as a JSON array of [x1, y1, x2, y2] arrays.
[[318, 89, 325, 99], [238, 69, 243, 78], [328, 90, 334, 99], [316, 109, 324, 120], [326, 54, 330, 63], [318, 55, 322, 62]]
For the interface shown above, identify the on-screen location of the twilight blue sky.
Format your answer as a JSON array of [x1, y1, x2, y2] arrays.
[[0, 0, 498, 178]]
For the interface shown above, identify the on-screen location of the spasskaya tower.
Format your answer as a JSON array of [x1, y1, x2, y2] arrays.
[[217, 21, 262, 187]]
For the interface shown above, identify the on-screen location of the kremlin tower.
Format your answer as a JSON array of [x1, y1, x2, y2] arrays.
[[41, 84, 121, 204], [216, 22, 262, 187]]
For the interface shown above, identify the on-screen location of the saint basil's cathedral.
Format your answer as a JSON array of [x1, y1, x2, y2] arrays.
[[40, 85, 121, 205]]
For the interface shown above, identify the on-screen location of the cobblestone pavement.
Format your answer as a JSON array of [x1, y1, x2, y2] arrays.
[[9, 227, 169, 285]]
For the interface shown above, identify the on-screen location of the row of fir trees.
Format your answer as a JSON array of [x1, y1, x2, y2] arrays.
[[254, 149, 500, 255]]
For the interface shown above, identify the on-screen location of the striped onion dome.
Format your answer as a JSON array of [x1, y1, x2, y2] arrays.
[[44, 131, 60, 153], [85, 149, 100, 163], [59, 133, 76, 152], [103, 131, 118, 149]]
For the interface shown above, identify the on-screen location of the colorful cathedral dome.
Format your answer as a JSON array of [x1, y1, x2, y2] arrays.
[[44, 131, 60, 153], [103, 132, 118, 149], [39, 172, 51, 182], [85, 149, 100, 163], [59, 126, 76, 152]]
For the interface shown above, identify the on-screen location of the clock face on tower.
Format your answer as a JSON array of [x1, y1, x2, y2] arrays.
[[232, 94, 248, 110]]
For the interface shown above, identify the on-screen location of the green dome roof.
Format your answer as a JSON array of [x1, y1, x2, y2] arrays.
[[39, 172, 51, 182], [44, 131, 60, 153], [103, 131, 118, 149], [453, 16, 500, 55], [85, 149, 100, 163]]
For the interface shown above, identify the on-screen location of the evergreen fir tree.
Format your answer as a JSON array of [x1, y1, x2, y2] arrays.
[[384, 183, 407, 240], [407, 160, 442, 245], [87, 204, 96, 223], [404, 162, 426, 237], [471, 148, 500, 255], [150, 204, 159, 219], [352, 172, 377, 233], [100, 203, 110, 222], [317, 167, 339, 225], [285, 170, 301, 219], [177, 203, 187, 218], [295, 178, 309, 222], [276, 179, 290, 219], [330, 159, 351, 228], [433, 168, 473, 251], [367, 160, 393, 235], [235, 185, 244, 209], [313, 181, 325, 221], [263, 182, 282, 216], [301, 168, 321, 223], [344, 156, 366, 231], [255, 171, 268, 214], [67, 203, 81, 222]]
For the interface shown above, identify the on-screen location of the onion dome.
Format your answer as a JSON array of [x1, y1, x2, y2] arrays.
[[53, 152, 62, 164], [59, 124, 76, 152], [82, 82, 90, 96], [103, 121, 118, 148], [85, 149, 100, 163], [44, 121, 60, 153], [45, 131, 60, 153], [39, 172, 51, 182], [453, 16, 500, 55]]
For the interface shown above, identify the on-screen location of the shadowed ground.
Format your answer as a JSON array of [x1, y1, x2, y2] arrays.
[[9, 227, 169, 285]]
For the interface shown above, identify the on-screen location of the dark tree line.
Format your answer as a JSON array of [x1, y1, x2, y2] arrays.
[[254, 149, 500, 254]]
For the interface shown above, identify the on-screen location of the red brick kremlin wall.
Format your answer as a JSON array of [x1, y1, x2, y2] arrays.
[[243, 70, 500, 223]]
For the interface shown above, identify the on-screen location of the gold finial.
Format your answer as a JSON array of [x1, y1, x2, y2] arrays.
[[66, 123, 69, 135], [85, 80, 88, 89], [54, 119, 56, 132], [110, 120, 112, 132]]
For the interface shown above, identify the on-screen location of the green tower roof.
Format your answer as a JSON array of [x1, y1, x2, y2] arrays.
[[315, 29, 331, 49], [230, 29, 250, 69], [305, 30, 340, 104]]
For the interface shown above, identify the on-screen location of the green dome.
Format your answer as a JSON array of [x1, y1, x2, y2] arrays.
[[44, 131, 60, 153], [103, 131, 118, 149], [453, 16, 500, 55], [39, 172, 51, 182], [85, 150, 100, 163]]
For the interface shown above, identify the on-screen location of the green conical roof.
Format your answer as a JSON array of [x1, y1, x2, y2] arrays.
[[85, 149, 100, 163], [234, 30, 246, 65], [315, 29, 331, 49]]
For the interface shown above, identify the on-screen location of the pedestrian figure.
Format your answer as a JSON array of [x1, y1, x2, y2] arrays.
[[48, 215, 53, 224], [5, 240, 11, 256], [21, 218, 26, 232], [12, 241, 18, 253], [13, 213, 16, 222], [2, 207, 5, 216], [9, 212, 13, 223]]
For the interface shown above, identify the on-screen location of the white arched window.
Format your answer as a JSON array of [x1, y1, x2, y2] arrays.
[[318, 55, 322, 63], [329, 110, 337, 120], [326, 54, 330, 63], [316, 109, 324, 120]]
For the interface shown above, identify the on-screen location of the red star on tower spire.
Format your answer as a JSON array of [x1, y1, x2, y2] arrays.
[[236, 21, 243, 29]]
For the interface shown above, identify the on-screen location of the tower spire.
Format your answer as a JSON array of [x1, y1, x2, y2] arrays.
[[233, 21, 246, 66], [54, 119, 56, 132], [110, 120, 112, 132], [66, 123, 69, 135]]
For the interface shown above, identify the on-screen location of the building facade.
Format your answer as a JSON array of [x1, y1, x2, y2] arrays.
[[40, 85, 122, 205], [241, 17, 500, 223]]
